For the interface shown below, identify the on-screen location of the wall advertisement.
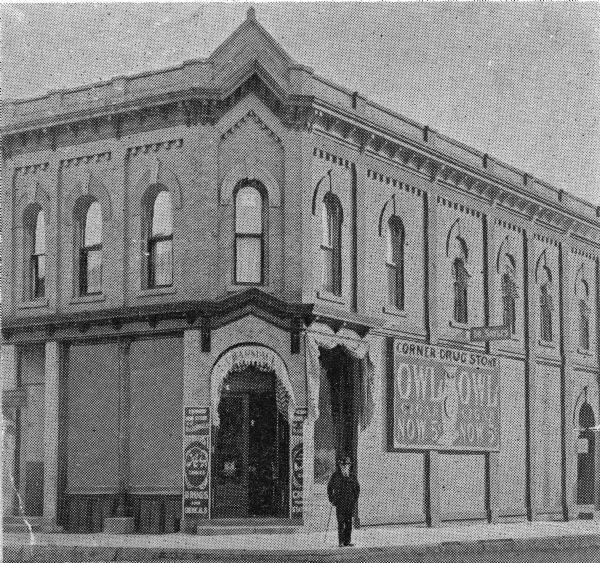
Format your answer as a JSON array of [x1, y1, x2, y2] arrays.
[[183, 406, 210, 518], [390, 340, 500, 452]]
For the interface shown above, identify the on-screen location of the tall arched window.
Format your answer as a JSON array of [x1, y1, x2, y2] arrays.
[[148, 190, 173, 288], [501, 254, 517, 334], [539, 266, 553, 342], [321, 193, 342, 296], [578, 280, 591, 351], [79, 200, 102, 295], [452, 238, 469, 324], [29, 208, 46, 299], [386, 216, 405, 310], [235, 183, 264, 284]]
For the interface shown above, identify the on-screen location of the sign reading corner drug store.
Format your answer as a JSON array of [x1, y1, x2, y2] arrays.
[[390, 340, 500, 452]]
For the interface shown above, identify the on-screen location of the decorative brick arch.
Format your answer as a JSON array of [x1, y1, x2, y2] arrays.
[[220, 156, 280, 207], [63, 169, 112, 225], [210, 344, 295, 426]]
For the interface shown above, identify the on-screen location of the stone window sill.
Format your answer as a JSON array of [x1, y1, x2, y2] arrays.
[[317, 289, 345, 305], [577, 347, 593, 357], [537, 339, 556, 349], [69, 293, 106, 305], [18, 298, 49, 310], [382, 305, 407, 318], [227, 284, 273, 294], [136, 286, 176, 298], [449, 320, 469, 330]]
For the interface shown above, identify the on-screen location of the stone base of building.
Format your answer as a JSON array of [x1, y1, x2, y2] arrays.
[[103, 517, 135, 534]]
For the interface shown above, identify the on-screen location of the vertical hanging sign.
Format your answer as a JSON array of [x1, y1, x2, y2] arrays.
[[183, 406, 210, 519], [290, 417, 304, 518]]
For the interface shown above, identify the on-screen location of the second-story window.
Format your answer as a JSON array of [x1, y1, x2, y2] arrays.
[[235, 184, 264, 284], [30, 209, 46, 299], [148, 190, 173, 288], [79, 200, 102, 295], [539, 266, 553, 342], [452, 238, 469, 324], [386, 216, 405, 310], [578, 280, 590, 351], [501, 255, 517, 334], [321, 193, 342, 296]]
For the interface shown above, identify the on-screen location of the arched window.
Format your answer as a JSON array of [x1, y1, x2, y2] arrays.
[[148, 190, 173, 288], [321, 193, 342, 296], [28, 208, 46, 299], [235, 183, 264, 284], [501, 254, 517, 334], [79, 200, 102, 295], [452, 238, 469, 324], [578, 280, 590, 351], [539, 266, 553, 342], [386, 216, 405, 310]]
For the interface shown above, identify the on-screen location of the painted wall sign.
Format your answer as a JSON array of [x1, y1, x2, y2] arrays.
[[470, 325, 511, 342], [390, 340, 500, 452], [183, 407, 210, 518], [291, 442, 303, 518]]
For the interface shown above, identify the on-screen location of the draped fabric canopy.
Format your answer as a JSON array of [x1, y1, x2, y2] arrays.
[[210, 345, 296, 427], [305, 323, 375, 429]]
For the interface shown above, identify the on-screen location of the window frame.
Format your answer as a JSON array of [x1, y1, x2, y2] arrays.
[[321, 193, 342, 297], [578, 280, 590, 351], [147, 189, 174, 289], [233, 181, 266, 286], [25, 207, 46, 301], [78, 200, 103, 296], [386, 215, 405, 311], [539, 282, 553, 342], [453, 256, 469, 324]]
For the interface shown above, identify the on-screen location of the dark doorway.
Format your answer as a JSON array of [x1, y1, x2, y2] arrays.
[[212, 368, 289, 518], [319, 346, 358, 468], [577, 401, 596, 506]]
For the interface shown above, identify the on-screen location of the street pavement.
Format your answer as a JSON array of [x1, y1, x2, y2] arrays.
[[3, 519, 600, 562]]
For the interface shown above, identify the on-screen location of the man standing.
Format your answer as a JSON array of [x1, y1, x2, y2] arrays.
[[327, 456, 360, 547]]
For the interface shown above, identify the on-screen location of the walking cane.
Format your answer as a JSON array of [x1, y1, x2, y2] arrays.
[[324, 503, 333, 544]]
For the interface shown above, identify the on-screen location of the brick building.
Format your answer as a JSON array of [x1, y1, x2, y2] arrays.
[[2, 9, 599, 533]]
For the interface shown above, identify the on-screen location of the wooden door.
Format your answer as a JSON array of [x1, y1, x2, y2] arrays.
[[212, 395, 249, 517]]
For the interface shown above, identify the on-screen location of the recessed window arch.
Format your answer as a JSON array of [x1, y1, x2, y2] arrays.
[[578, 279, 591, 351], [234, 181, 266, 284], [539, 265, 553, 342], [501, 254, 518, 334], [321, 192, 342, 296], [77, 198, 103, 295], [386, 215, 405, 310], [452, 237, 469, 324], [23, 204, 46, 300], [144, 188, 173, 288]]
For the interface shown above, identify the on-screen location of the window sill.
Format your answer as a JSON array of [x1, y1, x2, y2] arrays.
[[18, 298, 49, 310], [136, 286, 176, 298], [577, 347, 593, 357], [449, 320, 469, 330], [537, 339, 556, 349], [317, 290, 345, 305], [227, 284, 273, 294], [69, 293, 106, 305], [382, 305, 407, 318]]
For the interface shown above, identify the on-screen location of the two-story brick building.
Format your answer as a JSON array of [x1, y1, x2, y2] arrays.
[[2, 9, 599, 534]]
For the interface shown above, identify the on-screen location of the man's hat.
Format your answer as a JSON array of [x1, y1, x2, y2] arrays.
[[338, 456, 351, 466]]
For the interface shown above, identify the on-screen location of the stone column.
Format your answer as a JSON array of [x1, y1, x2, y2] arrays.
[[2, 344, 18, 516], [43, 341, 60, 529], [427, 450, 441, 527], [487, 452, 500, 523]]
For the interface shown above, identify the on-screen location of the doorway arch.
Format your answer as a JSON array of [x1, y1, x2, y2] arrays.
[[576, 398, 596, 506]]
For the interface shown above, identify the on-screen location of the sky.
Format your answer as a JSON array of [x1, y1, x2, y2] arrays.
[[1, 2, 599, 205]]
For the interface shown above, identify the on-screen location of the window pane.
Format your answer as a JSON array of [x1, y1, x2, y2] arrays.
[[151, 191, 173, 237], [236, 186, 262, 234], [34, 211, 45, 254], [236, 236, 261, 283], [322, 246, 333, 293], [84, 202, 102, 247], [151, 239, 173, 287], [33, 255, 45, 298], [322, 202, 331, 247], [86, 249, 102, 294]]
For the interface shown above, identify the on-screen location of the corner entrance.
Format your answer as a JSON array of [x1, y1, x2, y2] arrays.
[[212, 368, 289, 518]]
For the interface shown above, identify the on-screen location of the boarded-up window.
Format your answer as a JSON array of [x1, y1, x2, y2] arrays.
[[66, 342, 120, 492], [129, 337, 183, 493]]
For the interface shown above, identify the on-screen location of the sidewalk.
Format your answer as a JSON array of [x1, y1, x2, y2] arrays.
[[4, 520, 600, 562]]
